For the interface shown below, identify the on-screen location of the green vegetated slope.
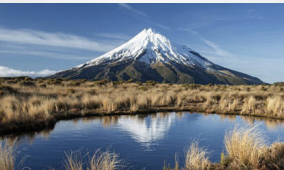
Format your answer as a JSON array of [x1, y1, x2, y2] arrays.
[[49, 59, 263, 85]]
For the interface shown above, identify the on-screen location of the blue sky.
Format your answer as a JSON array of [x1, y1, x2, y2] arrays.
[[0, 3, 283, 83]]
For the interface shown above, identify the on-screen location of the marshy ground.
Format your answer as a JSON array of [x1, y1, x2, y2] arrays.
[[1, 77, 284, 169], [1, 77, 284, 135]]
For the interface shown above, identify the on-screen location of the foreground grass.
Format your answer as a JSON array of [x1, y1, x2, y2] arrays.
[[1, 77, 284, 134], [64, 150, 121, 170], [0, 141, 14, 170], [165, 125, 284, 170], [1, 125, 284, 170]]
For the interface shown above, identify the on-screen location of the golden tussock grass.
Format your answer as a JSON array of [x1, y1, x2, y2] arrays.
[[165, 125, 284, 170], [1, 79, 284, 132], [64, 149, 121, 170], [224, 124, 266, 168], [0, 142, 14, 170], [89, 150, 121, 170], [64, 151, 84, 170], [184, 140, 211, 170]]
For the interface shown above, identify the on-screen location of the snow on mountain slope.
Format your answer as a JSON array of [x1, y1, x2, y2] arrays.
[[49, 28, 264, 85], [75, 28, 213, 70]]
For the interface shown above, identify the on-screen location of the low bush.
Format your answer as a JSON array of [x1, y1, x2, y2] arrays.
[[39, 84, 47, 88], [145, 80, 157, 86], [67, 88, 75, 94], [0, 85, 17, 95], [19, 81, 36, 87]]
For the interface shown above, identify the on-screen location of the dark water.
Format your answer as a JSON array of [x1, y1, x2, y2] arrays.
[[1, 112, 284, 170]]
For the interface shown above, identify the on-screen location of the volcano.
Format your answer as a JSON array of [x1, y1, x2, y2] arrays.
[[49, 28, 263, 85]]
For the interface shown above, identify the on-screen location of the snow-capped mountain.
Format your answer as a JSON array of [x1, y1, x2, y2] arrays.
[[49, 28, 263, 85]]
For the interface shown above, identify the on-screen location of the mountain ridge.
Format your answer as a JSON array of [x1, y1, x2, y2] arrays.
[[49, 28, 264, 85]]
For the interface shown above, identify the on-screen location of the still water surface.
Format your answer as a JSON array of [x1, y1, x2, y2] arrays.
[[1, 112, 284, 170]]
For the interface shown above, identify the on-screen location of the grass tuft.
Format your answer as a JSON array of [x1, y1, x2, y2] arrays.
[[0, 141, 14, 170], [224, 124, 266, 168], [185, 140, 211, 170]]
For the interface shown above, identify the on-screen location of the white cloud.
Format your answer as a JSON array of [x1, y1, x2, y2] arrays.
[[179, 27, 233, 58], [148, 22, 171, 30], [0, 66, 57, 77], [118, 4, 170, 30], [0, 49, 92, 60], [118, 3, 148, 17], [0, 27, 119, 52], [95, 33, 131, 40], [201, 38, 233, 57]]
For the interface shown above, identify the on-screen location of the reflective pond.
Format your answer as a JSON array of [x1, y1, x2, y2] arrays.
[[1, 112, 284, 170]]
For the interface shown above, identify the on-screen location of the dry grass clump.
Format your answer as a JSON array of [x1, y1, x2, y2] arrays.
[[0, 95, 52, 123], [184, 141, 211, 170], [224, 124, 266, 168], [164, 140, 211, 170], [165, 125, 284, 170], [89, 150, 121, 170], [266, 96, 284, 117], [261, 142, 284, 169], [64, 151, 84, 170], [0, 141, 15, 170], [64, 150, 121, 170], [2, 78, 284, 133]]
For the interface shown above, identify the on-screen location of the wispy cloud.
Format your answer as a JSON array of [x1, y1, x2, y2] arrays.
[[118, 4, 170, 30], [179, 27, 282, 83], [179, 27, 233, 58], [0, 48, 92, 60], [0, 27, 119, 52], [118, 3, 148, 17], [201, 39, 233, 57], [148, 22, 170, 30], [95, 33, 131, 40], [0, 66, 56, 77], [178, 9, 263, 29]]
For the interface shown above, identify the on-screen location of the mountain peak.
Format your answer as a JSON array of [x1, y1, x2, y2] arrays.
[[143, 28, 155, 33], [82, 28, 204, 68], [141, 28, 157, 34], [51, 28, 264, 85], [134, 28, 170, 48]]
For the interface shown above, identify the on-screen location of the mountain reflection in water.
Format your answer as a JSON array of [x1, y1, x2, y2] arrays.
[[1, 112, 284, 170], [2, 112, 284, 147]]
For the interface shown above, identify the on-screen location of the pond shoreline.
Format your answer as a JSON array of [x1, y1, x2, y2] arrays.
[[1, 111, 284, 170], [1, 80, 284, 136], [1, 106, 284, 136]]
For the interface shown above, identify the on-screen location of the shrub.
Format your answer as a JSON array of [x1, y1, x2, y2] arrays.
[[127, 79, 134, 83], [94, 80, 108, 86], [6, 80, 17, 84], [67, 81, 81, 87], [88, 89, 97, 95], [138, 86, 148, 91], [39, 84, 47, 88], [47, 79, 63, 86], [145, 80, 157, 86], [24, 76, 33, 81], [67, 88, 76, 94], [0, 85, 17, 95], [273, 82, 284, 86], [136, 81, 142, 85], [19, 81, 36, 87]]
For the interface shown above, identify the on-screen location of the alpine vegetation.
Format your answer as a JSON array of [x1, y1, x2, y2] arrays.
[[0, 78, 283, 135]]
